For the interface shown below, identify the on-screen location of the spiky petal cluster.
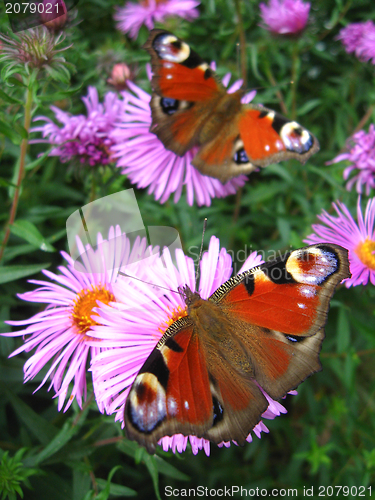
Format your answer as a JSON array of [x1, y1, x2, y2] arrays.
[[115, 0, 200, 39], [337, 21, 375, 64], [331, 124, 375, 195], [259, 0, 310, 35], [0, 26, 71, 74], [31, 87, 124, 167]]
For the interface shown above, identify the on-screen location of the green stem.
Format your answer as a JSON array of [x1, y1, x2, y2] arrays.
[[231, 0, 247, 235], [233, 0, 247, 86], [0, 77, 34, 262], [291, 43, 299, 120], [264, 63, 288, 115]]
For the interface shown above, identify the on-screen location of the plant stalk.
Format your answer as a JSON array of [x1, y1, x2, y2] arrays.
[[0, 79, 34, 262]]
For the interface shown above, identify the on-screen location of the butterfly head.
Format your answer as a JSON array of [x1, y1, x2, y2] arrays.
[[178, 285, 202, 309]]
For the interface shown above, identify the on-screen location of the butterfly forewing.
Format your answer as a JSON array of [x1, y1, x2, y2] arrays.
[[211, 244, 350, 399]]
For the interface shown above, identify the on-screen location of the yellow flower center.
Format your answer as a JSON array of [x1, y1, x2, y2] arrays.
[[158, 305, 188, 335], [72, 284, 115, 340], [355, 238, 375, 270]]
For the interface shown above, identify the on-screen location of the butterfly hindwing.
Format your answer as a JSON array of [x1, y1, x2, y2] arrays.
[[125, 314, 269, 452], [125, 317, 213, 453], [144, 29, 320, 183], [144, 29, 226, 156]]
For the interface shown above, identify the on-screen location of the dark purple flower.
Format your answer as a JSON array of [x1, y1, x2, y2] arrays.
[[331, 124, 375, 195], [337, 21, 375, 64], [32, 87, 124, 167], [259, 0, 310, 35], [115, 0, 200, 40]]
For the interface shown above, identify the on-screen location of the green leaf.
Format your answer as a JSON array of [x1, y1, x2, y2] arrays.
[[0, 177, 18, 189], [95, 467, 132, 500], [296, 99, 322, 116], [142, 452, 162, 500], [95, 479, 136, 497], [0, 263, 50, 284], [10, 220, 56, 252], [3, 243, 36, 262], [6, 76, 27, 88], [24, 149, 52, 171], [27, 410, 89, 466], [5, 390, 58, 445], [45, 65, 70, 85], [37, 85, 83, 102], [336, 307, 351, 354], [154, 455, 189, 481], [0, 88, 23, 105], [14, 123, 28, 140], [0, 121, 22, 145]]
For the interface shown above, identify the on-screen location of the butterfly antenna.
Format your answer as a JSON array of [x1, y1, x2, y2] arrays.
[[118, 271, 180, 295], [195, 218, 207, 291]]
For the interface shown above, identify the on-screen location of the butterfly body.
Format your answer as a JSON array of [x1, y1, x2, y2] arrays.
[[125, 244, 350, 454], [144, 30, 320, 183]]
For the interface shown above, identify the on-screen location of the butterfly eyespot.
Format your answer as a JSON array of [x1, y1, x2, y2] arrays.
[[285, 334, 304, 343], [153, 34, 192, 64], [280, 122, 314, 154], [234, 147, 250, 165], [171, 40, 182, 50], [127, 374, 167, 433], [160, 97, 179, 115], [212, 396, 224, 426], [286, 247, 339, 285]]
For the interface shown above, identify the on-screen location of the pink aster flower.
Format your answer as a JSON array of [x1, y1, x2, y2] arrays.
[[259, 0, 310, 35], [89, 235, 293, 455], [330, 124, 375, 195], [111, 67, 252, 207], [304, 197, 375, 288], [2, 227, 153, 411], [337, 21, 375, 64], [31, 87, 124, 167], [114, 0, 200, 40]]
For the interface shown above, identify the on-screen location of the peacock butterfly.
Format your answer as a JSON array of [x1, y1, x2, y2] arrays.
[[125, 243, 350, 453], [143, 29, 320, 184]]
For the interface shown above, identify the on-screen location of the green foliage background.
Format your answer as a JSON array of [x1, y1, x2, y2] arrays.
[[1, 0, 375, 498]]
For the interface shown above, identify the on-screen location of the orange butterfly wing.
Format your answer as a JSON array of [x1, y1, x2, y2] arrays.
[[125, 244, 350, 452], [211, 244, 350, 399], [143, 29, 320, 183], [125, 316, 268, 453]]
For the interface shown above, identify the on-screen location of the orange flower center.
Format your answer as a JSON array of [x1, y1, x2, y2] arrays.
[[355, 238, 375, 270], [72, 284, 115, 340], [142, 0, 166, 6], [158, 305, 188, 335]]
